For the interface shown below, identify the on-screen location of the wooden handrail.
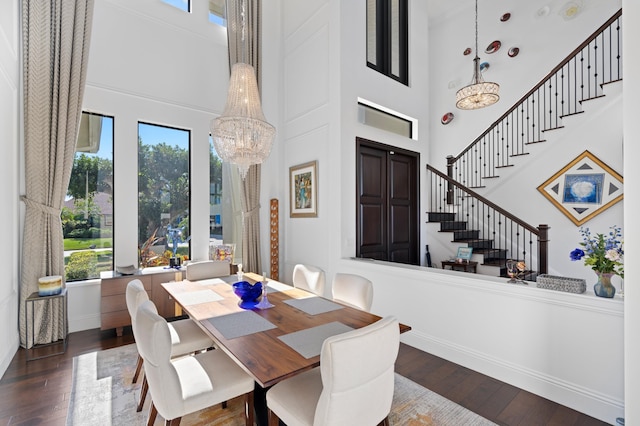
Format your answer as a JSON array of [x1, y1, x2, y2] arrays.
[[428, 164, 540, 235], [452, 8, 622, 162], [427, 164, 549, 275]]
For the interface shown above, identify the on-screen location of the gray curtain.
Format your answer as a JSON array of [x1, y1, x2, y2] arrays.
[[20, 0, 95, 347], [226, 0, 263, 274]]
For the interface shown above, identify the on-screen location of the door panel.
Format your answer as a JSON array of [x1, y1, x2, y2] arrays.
[[358, 146, 387, 259]]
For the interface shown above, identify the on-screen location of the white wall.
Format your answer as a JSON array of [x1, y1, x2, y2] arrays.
[[428, 0, 622, 169], [0, 0, 20, 376], [337, 258, 624, 422], [622, 0, 640, 423], [83, 0, 230, 266]]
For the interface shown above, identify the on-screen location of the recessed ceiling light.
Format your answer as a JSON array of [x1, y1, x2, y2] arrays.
[[560, 1, 582, 20], [535, 5, 550, 19]]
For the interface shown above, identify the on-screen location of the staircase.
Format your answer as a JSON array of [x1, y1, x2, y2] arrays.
[[425, 9, 622, 280], [426, 166, 548, 280]]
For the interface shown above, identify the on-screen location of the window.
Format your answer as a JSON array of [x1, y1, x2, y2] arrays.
[[208, 0, 226, 26], [366, 0, 408, 85], [209, 137, 223, 240], [63, 112, 114, 282], [209, 136, 243, 263], [138, 122, 191, 267], [358, 99, 417, 139], [162, 0, 190, 12]]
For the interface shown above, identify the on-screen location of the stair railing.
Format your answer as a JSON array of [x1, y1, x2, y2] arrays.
[[427, 165, 549, 276], [448, 9, 622, 189]]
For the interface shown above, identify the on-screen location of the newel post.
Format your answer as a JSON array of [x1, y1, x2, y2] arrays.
[[446, 155, 455, 205], [538, 224, 549, 274]]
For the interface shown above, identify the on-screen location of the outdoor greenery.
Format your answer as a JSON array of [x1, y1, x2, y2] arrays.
[[67, 153, 113, 199], [65, 251, 98, 281], [64, 238, 112, 251], [137, 137, 190, 248]]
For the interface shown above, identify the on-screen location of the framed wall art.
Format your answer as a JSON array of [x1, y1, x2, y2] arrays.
[[211, 244, 235, 262], [290, 160, 318, 218], [537, 150, 623, 226], [456, 247, 474, 262]]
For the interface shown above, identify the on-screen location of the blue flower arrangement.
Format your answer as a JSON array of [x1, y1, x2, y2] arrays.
[[570, 226, 624, 278]]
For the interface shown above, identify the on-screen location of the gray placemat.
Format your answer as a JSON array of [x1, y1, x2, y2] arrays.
[[266, 281, 292, 293], [284, 297, 344, 315], [278, 321, 354, 358], [193, 277, 227, 286], [175, 289, 223, 306], [206, 310, 277, 340]]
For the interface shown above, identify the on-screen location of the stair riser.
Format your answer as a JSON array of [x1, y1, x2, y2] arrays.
[[440, 222, 466, 231], [453, 230, 479, 241], [428, 212, 455, 222]]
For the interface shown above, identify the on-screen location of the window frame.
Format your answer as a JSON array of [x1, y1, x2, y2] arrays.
[[366, 0, 409, 85]]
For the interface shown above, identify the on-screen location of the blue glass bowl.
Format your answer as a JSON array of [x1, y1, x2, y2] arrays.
[[232, 281, 263, 309]]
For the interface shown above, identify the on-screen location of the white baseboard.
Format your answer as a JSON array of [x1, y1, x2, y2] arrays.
[[0, 334, 19, 379], [400, 330, 624, 424]]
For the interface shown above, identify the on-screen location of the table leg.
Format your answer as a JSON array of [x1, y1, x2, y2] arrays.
[[254, 382, 268, 426]]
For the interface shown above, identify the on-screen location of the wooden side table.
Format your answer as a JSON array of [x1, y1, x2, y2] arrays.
[[25, 288, 68, 361], [441, 260, 478, 273]]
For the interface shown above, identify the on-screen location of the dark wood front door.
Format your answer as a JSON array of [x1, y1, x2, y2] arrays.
[[356, 137, 419, 265]]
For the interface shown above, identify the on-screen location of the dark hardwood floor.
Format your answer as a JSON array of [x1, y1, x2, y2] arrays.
[[0, 328, 608, 426]]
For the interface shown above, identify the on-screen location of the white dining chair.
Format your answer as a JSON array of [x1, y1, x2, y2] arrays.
[[185, 260, 230, 281], [292, 264, 326, 296], [135, 300, 255, 426], [331, 272, 374, 312], [126, 279, 214, 412], [266, 316, 400, 426]]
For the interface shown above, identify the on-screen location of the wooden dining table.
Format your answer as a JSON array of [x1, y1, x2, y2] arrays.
[[162, 272, 411, 388]]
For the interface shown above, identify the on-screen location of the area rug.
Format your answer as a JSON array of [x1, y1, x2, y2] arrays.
[[66, 344, 496, 425]]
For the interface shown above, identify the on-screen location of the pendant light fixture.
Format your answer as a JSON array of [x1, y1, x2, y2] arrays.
[[210, 0, 275, 179], [456, 0, 500, 110]]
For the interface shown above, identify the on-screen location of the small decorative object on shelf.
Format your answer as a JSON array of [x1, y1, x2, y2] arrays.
[[536, 274, 586, 294], [38, 275, 63, 296], [570, 226, 624, 298], [506, 260, 527, 284]]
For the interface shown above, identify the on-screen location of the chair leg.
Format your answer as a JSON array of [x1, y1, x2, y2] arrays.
[[137, 375, 149, 412], [133, 354, 143, 383], [165, 418, 182, 426], [147, 402, 158, 426], [377, 416, 390, 426], [244, 391, 255, 426], [222, 401, 227, 409], [268, 408, 280, 426]]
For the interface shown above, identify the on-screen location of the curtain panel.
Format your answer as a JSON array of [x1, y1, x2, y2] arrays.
[[20, 0, 95, 347], [225, 0, 264, 274]]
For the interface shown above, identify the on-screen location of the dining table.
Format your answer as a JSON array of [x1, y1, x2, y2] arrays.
[[162, 272, 411, 388]]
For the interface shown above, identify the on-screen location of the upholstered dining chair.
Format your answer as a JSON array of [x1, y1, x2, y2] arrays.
[[185, 260, 230, 281], [126, 279, 214, 412], [331, 273, 374, 312], [266, 316, 400, 426], [135, 300, 255, 426], [292, 264, 326, 296]]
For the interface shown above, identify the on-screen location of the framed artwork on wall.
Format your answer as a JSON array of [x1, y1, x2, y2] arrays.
[[290, 161, 318, 218], [456, 247, 473, 261], [537, 150, 624, 226], [211, 244, 235, 262]]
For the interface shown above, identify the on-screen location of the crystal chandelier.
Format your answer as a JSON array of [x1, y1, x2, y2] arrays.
[[210, 1, 275, 179], [456, 0, 500, 110]]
